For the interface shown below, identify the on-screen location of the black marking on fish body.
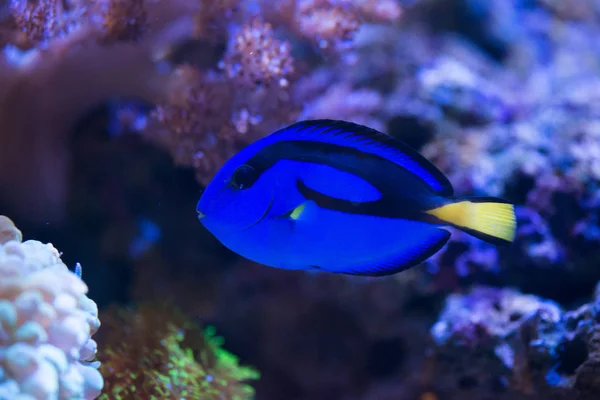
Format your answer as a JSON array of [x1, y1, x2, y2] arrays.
[[246, 139, 440, 220], [295, 179, 415, 219], [280, 120, 453, 195]]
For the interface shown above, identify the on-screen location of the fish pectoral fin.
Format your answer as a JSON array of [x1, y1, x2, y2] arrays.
[[277, 200, 319, 222], [289, 202, 307, 220]]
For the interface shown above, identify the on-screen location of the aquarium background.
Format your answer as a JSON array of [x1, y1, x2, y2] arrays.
[[1, 0, 600, 399]]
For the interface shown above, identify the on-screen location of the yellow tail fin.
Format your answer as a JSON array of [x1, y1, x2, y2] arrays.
[[425, 197, 516, 245]]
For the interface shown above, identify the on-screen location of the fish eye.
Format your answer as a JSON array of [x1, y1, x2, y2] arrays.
[[230, 164, 258, 190]]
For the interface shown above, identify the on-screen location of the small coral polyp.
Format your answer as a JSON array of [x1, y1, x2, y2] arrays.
[[0, 216, 103, 399]]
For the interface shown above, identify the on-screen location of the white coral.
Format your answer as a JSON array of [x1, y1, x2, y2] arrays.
[[0, 221, 103, 400]]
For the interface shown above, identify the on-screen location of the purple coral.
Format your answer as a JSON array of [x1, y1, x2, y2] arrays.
[[427, 286, 561, 398], [427, 283, 600, 399]]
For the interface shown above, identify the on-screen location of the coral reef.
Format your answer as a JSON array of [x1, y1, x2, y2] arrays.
[[96, 302, 259, 400], [407, 0, 600, 282], [0, 216, 103, 399], [144, 0, 403, 186], [3, 0, 600, 400], [425, 286, 563, 399], [426, 284, 600, 400], [0, 0, 403, 223], [557, 286, 600, 400]]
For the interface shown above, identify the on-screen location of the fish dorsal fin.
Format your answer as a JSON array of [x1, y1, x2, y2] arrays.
[[267, 119, 453, 196]]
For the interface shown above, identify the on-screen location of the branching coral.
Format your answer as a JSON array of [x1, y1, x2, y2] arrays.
[[0, 216, 103, 399], [292, 0, 361, 51], [222, 17, 294, 89], [97, 302, 259, 400], [143, 0, 402, 186], [147, 15, 300, 185]]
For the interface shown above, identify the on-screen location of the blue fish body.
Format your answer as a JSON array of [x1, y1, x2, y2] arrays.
[[196, 120, 516, 276]]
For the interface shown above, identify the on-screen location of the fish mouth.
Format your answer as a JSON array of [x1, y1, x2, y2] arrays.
[[196, 199, 206, 220], [243, 191, 275, 230]]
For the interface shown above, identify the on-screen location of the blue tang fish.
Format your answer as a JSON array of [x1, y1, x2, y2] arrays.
[[196, 119, 516, 276]]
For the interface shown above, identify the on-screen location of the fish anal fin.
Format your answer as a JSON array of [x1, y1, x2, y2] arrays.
[[343, 229, 451, 277]]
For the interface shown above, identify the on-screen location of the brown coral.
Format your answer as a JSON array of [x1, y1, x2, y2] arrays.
[[0, 0, 401, 224], [261, 0, 402, 52], [149, 66, 237, 177], [93, 0, 148, 42], [148, 17, 299, 185], [0, 0, 199, 223], [222, 18, 294, 89], [9, 0, 66, 46], [296, 0, 361, 50], [192, 0, 242, 42]]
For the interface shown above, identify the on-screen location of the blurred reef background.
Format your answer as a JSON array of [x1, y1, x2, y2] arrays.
[[2, 0, 600, 399]]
